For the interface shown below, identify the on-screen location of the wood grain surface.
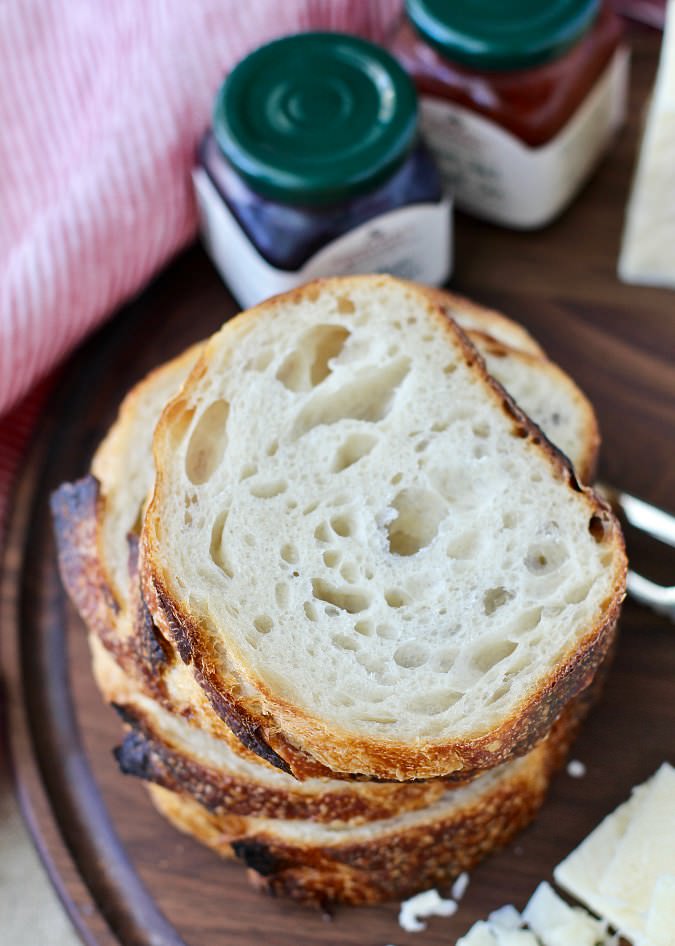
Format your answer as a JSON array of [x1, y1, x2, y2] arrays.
[[2, 21, 675, 946]]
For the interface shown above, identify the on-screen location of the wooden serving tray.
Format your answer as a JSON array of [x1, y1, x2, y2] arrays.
[[2, 24, 675, 946]]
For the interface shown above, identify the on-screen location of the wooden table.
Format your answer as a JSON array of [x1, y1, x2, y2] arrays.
[[2, 21, 674, 946]]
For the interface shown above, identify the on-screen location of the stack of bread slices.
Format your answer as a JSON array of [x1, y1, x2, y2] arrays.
[[52, 276, 626, 907]]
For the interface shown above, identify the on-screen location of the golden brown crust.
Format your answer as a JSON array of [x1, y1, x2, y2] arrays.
[[142, 275, 627, 783], [146, 696, 581, 907]]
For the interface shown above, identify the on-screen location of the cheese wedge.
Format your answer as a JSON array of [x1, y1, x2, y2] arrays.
[[618, 0, 675, 287], [554, 763, 675, 944]]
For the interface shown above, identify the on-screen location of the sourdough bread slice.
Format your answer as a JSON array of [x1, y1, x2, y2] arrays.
[[143, 697, 581, 907], [51, 292, 602, 778], [142, 275, 626, 781], [56, 319, 603, 822]]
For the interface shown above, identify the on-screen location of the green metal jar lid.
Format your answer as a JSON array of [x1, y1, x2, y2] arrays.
[[213, 32, 418, 206], [406, 0, 601, 71]]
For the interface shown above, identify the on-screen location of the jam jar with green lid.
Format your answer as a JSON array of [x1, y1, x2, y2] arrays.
[[193, 32, 452, 307], [388, 0, 628, 228]]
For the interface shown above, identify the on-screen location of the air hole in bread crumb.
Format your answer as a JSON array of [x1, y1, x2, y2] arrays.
[[253, 615, 273, 635], [434, 648, 458, 673], [185, 399, 230, 485], [394, 642, 429, 669], [502, 512, 517, 529], [376, 623, 396, 640], [330, 515, 354, 538], [511, 608, 542, 635], [276, 324, 350, 392], [483, 586, 513, 616], [390, 472, 403, 485], [239, 463, 257, 481], [304, 601, 318, 622], [525, 542, 567, 575], [312, 579, 369, 614], [336, 295, 355, 314], [385, 589, 409, 609], [355, 619, 374, 636], [280, 543, 298, 564], [209, 510, 233, 578], [431, 421, 448, 433], [266, 440, 279, 457], [340, 562, 359, 583], [332, 633, 359, 652], [303, 500, 319, 515], [292, 357, 410, 436], [250, 480, 287, 499], [473, 639, 517, 673], [323, 549, 340, 568], [275, 583, 288, 609], [248, 349, 274, 371], [443, 363, 457, 374], [333, 432, 377, 472], [588, 515, 607, 542], [387, 488, 446, 556], [314, 522, 331, 543]]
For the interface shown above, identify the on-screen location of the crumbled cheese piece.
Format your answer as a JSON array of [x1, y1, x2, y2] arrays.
[[566, 759, 586, 778], [522, 882, 608, 946], [488, 905, 522, 930], [398, 888, 457, 932], [456, 919, 539, 946], [645, 875, 675, 946], [452, 872, 470, 902], [457, 921, 498, 946], [523, 882, 573, 930]]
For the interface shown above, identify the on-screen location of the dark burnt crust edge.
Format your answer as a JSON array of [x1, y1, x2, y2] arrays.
[[152, 581, 293, 775], [142, 276, 627, 782], [50, 476, 120, 642]]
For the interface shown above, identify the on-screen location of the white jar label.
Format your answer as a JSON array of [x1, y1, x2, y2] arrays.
[[193, 168, 453, 309], [420, 46, 629, 229]]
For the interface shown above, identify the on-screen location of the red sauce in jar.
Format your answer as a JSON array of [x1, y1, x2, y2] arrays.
[[389, 4, 623, 148]]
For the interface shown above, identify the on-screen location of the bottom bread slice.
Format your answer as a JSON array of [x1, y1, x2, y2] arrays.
[[145, 697, 577, 908]]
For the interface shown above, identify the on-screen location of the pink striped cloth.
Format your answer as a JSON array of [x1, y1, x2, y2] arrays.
[[0, 0, 401, 546]]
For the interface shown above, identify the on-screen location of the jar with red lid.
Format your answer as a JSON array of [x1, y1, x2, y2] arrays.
[[389, 0, 629, 228]]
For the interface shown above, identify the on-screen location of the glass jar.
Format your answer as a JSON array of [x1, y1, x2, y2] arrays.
[[194, 32, 452, 308], [389, 0, 628, 228]]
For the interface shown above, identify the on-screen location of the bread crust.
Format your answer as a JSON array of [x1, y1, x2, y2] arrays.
[[145, 695, 581, 907], [142, 275, 626, 782]]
